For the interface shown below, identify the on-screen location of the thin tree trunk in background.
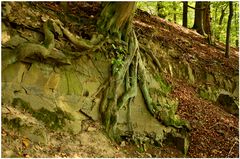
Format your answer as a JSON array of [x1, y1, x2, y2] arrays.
[[182, 1, 188, 27], [225, 1, 233, 58], [234, 2, 239, 47], [219, 5, 227, 25], [203, 2, 212, 44], [203, 2, 211, 34], [173, 2, 177, 23], [213, 7, 220, 41]]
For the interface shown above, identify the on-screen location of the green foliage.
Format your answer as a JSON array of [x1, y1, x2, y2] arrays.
[[211, 2, 239, 47], [111, 43, 126, 75], [137, 2, 158, 15]]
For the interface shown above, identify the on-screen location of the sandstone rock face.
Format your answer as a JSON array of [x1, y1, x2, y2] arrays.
[[2, 51, 106, 134], [2, 44, 187, 149]]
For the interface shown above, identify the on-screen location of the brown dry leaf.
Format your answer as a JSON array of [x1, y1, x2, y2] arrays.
[[22, 138, 30, 148]]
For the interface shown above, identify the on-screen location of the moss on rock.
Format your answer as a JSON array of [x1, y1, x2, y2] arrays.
[[2, 117, 22, 129], [154, 74, 172, 95], [198, 85, 218, 101], [12, 97, 74, 130]]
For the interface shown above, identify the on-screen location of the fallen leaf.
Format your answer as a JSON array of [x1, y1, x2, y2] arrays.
[[22, 138, 30, 148]]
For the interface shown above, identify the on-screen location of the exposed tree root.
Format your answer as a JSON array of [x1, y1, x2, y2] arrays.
[[55, 20, 104, 50], [17, 43, 50, 61], [140, 45, 162, 71], [146, 50, 162, 72], [117, 55, 138, 110], [96, 29, 190, 145], [11, 20, 71, 66], [42, 20, 55, 50], [16, 21, 54, 61], [126, 98, 133, 132], [98, 30, 139, 140], [138, 51, 190, 130]]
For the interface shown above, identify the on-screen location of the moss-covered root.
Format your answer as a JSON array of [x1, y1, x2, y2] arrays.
[[138, 51, 190, 130], [42, 20, 55, 50], [117, 54, 138, 109], [17, 43, 50, 61], [16, 20, 55, 62], [138, 51, 156, 115], [61, 26, 92, 49], [157, 113, 191, 130], [140, 45, 162, 71], [53, 20, 103, 50], [100, 78, 118, 140], [99, 31, 139, 141]]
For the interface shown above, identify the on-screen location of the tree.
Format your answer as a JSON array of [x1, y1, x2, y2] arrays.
[[211, 2, 238, 47], [192, 2, 206, 35], [182, 1, 188, 27], [173, 2, 177, 23], [225, 1, 233, 58], [219, 5, 228, 25], [203, 2, 212, 44], [192, 1, 213, 44], [234, 2, 239, 47]]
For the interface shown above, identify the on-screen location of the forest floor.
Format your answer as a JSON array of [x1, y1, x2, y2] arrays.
[[2, 2, 239, 158]]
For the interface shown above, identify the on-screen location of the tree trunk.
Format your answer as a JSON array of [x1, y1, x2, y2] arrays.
[[192, 2, 206, 35], [234, 2, 239, 48], [225, 1, 233, 58], [219, 7, 226, 25], [215, 7, 220, 40], [182, 1, 188, 27], [173, 2, 177, 23], [97, 2, 136, 41], [203, 2, 212, 44]]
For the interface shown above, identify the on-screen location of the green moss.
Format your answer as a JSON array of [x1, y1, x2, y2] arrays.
[[2, 117, 22, 129], [157, 103, 190, 130], [32, 108, 73, 130], [12, 98, 73, 130], [198, 86, 218, 101], [12, 98, 32, 111], [187, 63, 195, 83], [154, 74, 172, 95]]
